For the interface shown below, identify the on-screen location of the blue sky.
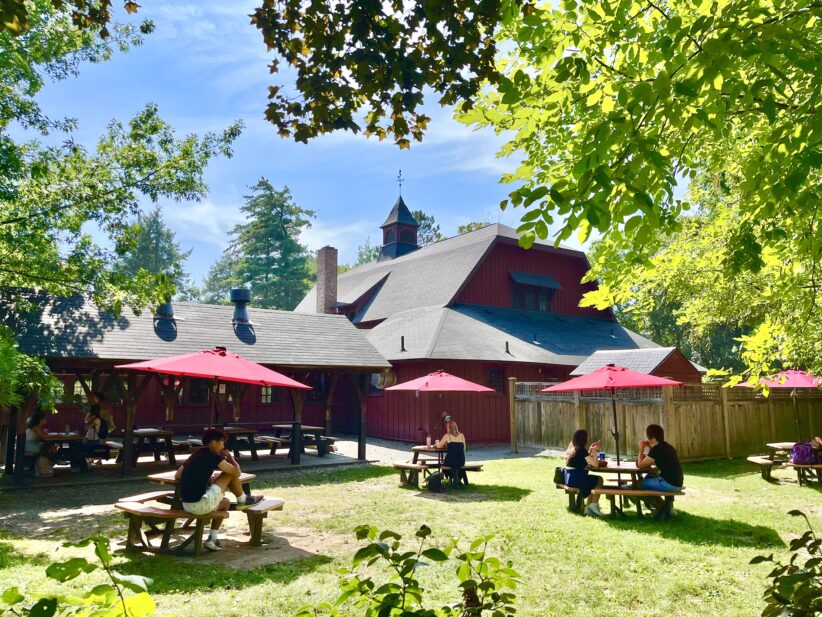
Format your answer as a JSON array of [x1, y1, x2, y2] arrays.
[[34, 1, 584, 284]]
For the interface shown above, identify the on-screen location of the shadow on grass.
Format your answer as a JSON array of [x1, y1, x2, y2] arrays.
[[411, 484, 532, 503], [604, 511, 784, 549], [683, 458, 764, 479], [254, 463, 396, 489], [116, 552, 333, 593]]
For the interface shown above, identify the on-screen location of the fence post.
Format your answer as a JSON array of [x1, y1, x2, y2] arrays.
[[574, 390, 583, 430], [767, 394, 776, 440], [508, 377, 518, 454], [720, 387, 732, 459]]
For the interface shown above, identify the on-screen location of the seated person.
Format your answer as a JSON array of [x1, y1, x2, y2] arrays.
[[175, 429, 264, 552], [435, 420, 468, 485], [25, 411, 54, 478], [563, 429, 603, 517], [83, 405, 109, 461], [637, 424, 683, 512], [93, 391, 117, 433]]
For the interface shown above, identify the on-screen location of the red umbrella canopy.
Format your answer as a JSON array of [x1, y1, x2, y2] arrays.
[[386, 370, 494, 392], [542, 364, 683, 392], [116, 347, 311, 389], [760, 370, 820, 389]]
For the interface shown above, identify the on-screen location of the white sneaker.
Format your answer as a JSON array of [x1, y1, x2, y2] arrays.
[[203, 539, 222, 552], [584, 503, 603, 517]]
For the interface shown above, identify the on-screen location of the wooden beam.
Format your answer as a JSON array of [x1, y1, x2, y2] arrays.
[[119, 373, 153, 477], [349, 373, 368, 461], [287, 389, 306, 465], [324, 373, 339, 436], [508, 376, 518, 454]]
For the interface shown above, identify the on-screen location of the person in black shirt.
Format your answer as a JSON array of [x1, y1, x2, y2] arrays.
[[563, 429, 604, 517], [175, 428, 263, 552], [637, 424, 683, 517]]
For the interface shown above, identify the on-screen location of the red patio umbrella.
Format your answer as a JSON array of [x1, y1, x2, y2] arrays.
[[542, 364, 682, 463], [386, 371, 494, 443], [746, 370, 820, 439], [117, 347, 310, 426], [386, 370, 495, 393]]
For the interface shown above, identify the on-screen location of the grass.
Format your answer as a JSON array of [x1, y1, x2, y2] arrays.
[[0, 457, 819, 616]]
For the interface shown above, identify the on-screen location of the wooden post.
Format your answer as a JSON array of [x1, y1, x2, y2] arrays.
[[288, 389, 305, 465], [573, 390, 584, 430], [720, 386, 732, 459], [323, 373, 339, 436], [118, 373, 152, 477], [348, 373, 368, 461], [4, 405, 17, 475], [158, 377, 178, 422], [508, 377, 518, 454], [768, 393, 777, 441]]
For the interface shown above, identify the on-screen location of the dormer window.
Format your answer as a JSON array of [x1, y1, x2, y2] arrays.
[[509, 271, 562, 312]]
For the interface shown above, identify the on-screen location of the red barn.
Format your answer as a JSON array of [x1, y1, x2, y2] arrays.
[[296, 197, 704, 443]]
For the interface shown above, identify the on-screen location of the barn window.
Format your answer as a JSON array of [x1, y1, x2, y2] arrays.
[[509, 271, 561, 312], [385, 229, 396, 243], [188, 379, 210, 405], [400, 229, 415, 243], [261, 386, 272, 405], [487, 368, 505, 394]]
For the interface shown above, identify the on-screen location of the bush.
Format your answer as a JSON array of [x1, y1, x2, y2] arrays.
[[297, 524, 520, 616], [751, 510, 821, 616], [1, 535, 154, 616]]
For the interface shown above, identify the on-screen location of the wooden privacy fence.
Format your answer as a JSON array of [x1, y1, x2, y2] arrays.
[[513, 382, 822, 460]]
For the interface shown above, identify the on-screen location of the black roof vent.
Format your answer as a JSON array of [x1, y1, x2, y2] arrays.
[[156, 298, 174, 319], [231, 288, 253, 325]]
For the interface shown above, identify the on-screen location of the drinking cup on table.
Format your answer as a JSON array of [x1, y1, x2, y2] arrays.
[[426, 436, 431, 447], [65, 424, 70, 435]]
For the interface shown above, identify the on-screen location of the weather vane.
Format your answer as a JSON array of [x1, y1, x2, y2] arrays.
[[397, 169, 404, 196]]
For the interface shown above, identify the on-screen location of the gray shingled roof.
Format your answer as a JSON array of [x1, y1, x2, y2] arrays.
[[380, 196, 418, 227], [570, 348, 707, 375], [5, 293, 390, 369], [295, 223, 587, 323], [365, 304, 658, 365]]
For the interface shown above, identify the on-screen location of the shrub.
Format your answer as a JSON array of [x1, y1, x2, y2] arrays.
[[297, 524, 520, 616], [751, 510, 821, 616], [1, 535, 154, 616]]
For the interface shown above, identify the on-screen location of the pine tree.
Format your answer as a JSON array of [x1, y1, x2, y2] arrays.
[[411, 210, 443, 246]]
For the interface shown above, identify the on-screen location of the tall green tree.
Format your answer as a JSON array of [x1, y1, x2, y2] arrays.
[[201, 180, 315, 310], [351, 237, 381, 267], [458, 220, 492, 234], [0, 2, 240, 314], [410, 209, 444, 246], [114, 207, 196, 301]]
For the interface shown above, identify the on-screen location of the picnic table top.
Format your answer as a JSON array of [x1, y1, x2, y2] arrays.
[[147, 470, 257, 485], [767, 442, 798, 451], [272, 423, 324, 432], [133, 428, 173, 437], [41, 432, 82, 442], [587, 461, 655, 473], [411, 445, 447, 453], [205, 426, 256, 435]]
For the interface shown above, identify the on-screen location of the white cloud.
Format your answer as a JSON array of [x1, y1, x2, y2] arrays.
[[300, 219, 381, 264], [164, 200, 245, 249]]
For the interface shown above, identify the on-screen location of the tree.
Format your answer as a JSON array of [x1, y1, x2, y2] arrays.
[[114, 207, 196, 301], [458, 220, 492, 234], [410, 209, 444, 246], [201, 180, 315, 310], [583, 165, 821, 378], [0, 3, 240, 314], [352, 237, 381, 267]]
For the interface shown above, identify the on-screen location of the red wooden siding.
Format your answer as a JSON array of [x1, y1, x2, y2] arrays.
[[366, 360, 573, 444], [652, 351, 702, 384], [456, 243, 611, 319]]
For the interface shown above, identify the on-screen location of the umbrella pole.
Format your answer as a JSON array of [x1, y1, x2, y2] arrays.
[[611, 388, 620, 465], [793, 388, 801, 441]]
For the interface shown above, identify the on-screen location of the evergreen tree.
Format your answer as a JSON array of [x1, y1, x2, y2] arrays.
[[201, 180, 315, 310], [410, 210, 443, 246], [458, 220, 492, 234], [353, 237, 381, 266], [115, 207, 196, 300]]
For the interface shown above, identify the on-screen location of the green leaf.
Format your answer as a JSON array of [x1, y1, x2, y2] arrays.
[[29, 598, 57, 617], [1, 587, 24, 605], [111, 570, 152, 593], [421, 548, 449, 562], [46, 558, 97, 582]]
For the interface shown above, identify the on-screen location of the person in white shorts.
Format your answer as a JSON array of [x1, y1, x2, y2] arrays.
[[175, 428, 263, 551]]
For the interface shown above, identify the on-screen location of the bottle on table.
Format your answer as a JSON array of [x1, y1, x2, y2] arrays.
[[426, 435, 431, 447]]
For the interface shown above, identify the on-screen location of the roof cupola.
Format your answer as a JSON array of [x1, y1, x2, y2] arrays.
[[379, 195, 419, 260]]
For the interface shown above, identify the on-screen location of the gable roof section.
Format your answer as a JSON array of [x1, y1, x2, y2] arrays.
[[570, 347, 706, 375], [366, 303, 658, 365], [295, 223, 588, 323], [5, 293, 390, 370]]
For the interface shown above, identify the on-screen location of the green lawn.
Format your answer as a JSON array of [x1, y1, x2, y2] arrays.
[[0, 457, 819, 616]]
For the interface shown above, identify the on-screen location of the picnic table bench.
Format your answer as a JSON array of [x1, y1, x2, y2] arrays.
[[746, 455, 783, 479], [393, 461, 484, 487], [255, 435, 291, 456], [556, 483, 684, 519], [784, 461, 822, 486]]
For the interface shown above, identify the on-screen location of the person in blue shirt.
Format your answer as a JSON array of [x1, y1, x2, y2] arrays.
[[563, 429, 604, 517]]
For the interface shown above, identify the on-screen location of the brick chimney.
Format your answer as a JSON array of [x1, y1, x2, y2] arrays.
[[316, 246, 338, 314]]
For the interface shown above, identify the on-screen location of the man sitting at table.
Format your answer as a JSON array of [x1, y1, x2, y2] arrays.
[[175, 428, 264, 552], [637, 424, 683, 515]]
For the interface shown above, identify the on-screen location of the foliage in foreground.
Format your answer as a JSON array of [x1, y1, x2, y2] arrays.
[[1, 536, 154, 617], [752, 510, 822, 617], [298, 525, 520, 617]]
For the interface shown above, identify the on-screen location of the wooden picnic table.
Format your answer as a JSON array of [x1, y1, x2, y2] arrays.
[[411, 445, 447, 466], [147, 469, 256, 507], [587, 461, 657, 487], [205, 426, 259, 462], [272, 423, 328, 459], [122, 428, 176, 468], [41, 432, 83, 445], [40, 432, 85, 467]]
